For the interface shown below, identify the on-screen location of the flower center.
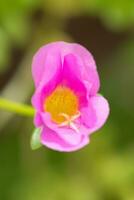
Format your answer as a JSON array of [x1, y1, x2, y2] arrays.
[[44, 86, 79, 124]]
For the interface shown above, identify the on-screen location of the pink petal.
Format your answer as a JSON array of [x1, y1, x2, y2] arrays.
[[41, 112, 90, 146], [62, 54, 88, 107], [62, 53, 100, 98], [66, 42, 96, 70], [32, 41, 99, 91], [40, 126, 89, 152], [34, 112, 43, 127], [31, 64, 62, 111], [32, 47, 61, 87], [32, 53, 98, 111], [84, 69, 100, 96], [32, 42, 100, 112], [87, 95, 110, 134], [80, 101, 97, 128]]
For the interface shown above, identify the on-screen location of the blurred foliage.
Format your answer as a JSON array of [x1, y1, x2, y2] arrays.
[[43, 0, 85, 18], [0, 28, 11, 72], [84, 0, 134, 30], [0, 0, 134, 200], [0, 118, 134, 200], [0, 0, 134, 71], [0, 0, 40, 45]]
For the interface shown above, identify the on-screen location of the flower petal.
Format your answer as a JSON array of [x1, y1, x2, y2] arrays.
[[32, 41, 99, 92], [80, 101, 97, 128], [87, 95, 109, 134], [40, 126, 89, 152], [41, 112, 90, 146], [34, 112, 43, 127], [62, 53, 100, 98], [32, 46, 62, 87], [32, 42, 100, 111], [65, 42, 96, 70], [62, 54, 88, 107], [31, 62, 62, 111]]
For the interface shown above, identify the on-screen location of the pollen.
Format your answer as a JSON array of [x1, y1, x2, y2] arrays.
[[44, 86, 79, 124]]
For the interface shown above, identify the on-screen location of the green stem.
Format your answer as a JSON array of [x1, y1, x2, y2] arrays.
[[0, 97, 35, 117]]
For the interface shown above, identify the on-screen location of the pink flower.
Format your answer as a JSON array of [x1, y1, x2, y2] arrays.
[[31, 41, 109, 152]]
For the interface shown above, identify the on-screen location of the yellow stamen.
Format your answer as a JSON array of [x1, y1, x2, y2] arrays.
[[44, 86, 79, 124]]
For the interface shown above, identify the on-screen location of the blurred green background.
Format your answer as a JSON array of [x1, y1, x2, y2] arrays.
[[0, 0, 134, 199]]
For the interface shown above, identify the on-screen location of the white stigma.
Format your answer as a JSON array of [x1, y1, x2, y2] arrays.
[[58, 112, 80, 133]]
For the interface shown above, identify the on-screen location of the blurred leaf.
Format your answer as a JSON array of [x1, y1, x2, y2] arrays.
[[30, 128, 42, 150]]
